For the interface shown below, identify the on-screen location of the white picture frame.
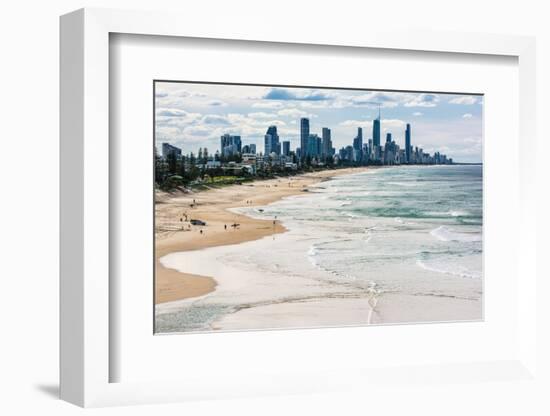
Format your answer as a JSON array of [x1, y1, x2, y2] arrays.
[[60, 7, 538, 407]]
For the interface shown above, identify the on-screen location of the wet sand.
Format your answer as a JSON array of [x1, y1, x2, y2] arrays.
[[155, 167, 369, 304]]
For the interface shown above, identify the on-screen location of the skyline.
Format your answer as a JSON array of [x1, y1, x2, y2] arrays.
[[155, 82, 483, 163]]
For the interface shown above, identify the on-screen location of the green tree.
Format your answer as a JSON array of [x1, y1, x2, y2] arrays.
[[162, 175, 184, 190]]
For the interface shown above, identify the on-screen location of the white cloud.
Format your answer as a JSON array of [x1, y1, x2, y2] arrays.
[[380, 119, 407, 130], [263, 88, 334, 101], [339, 118, 405, 130], [413, 112, 423, 116], [201, 115, 232, 125], [251, 101, 284, 109], [463, 137, 481, 144], [156, 108, 200, 118], [462, 113, 473, 119], [183, 125, 212, 136], [208, 100, 227, 106], [247, 112, 277, 119], [449, 96, 478, 105], [277, 108, 308, 118], [348, 92, 400, 108], [339, 119, 369, 127], [404, 93, 440, 108]]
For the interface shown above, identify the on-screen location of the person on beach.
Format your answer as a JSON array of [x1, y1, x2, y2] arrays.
[[224, 224, 227, 230]]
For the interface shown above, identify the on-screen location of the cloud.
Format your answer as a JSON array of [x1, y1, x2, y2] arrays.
[[208, 100, 227, 106], [155, 109, 202, 129], [277, 108, 307, 118], [413, 112, 423, 116], [339, 118, 405, 130], [201, 115, 232, 125], [263, 88, 332, 101], [449, 96, 478, 105], [463, 137, 481, 144], [251, 101, 284, 109], [380, 119, 407, 130], [462, 113, 473, 119], [248, 112, 277, 119], [339, 119, 370, 127], [183, 126, 212, 136], [349, 92, 400, 108], [156, 108, 191, 117], [276, 108, 318, 119], [404, 93, 440, 107]]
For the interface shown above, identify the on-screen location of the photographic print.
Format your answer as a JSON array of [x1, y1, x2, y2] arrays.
[[154, 82, 483, 334]]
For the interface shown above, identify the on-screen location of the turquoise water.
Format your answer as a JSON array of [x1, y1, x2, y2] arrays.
[[243, 165, 483, 294], [352, 165, 482, 225], [156, 165, 483, 333]]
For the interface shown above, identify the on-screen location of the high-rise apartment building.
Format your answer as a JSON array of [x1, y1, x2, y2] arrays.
[[300, 118, 310, 157], [282, 141, 290, 156], [264, 125, 280, 155], [373, 118, 381, 147], [162, 142, 182, 159], [405, 123, 411, 163], [322, 127, 333, 157], [220, 134, 242, 156]]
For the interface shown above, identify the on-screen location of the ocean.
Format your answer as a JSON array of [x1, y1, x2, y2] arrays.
[[156, 165, 483, 333]]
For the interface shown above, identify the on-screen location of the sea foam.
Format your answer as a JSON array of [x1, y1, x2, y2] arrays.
[[430, 225, 481, 242]]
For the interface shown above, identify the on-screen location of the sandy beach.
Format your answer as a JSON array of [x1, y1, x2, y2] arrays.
[[155, 165, 482, 333], [155, 167, 369, 305]]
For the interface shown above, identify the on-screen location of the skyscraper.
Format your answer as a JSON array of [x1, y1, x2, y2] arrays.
[[373, 118, 381, 147], [264, 125, 280, 155], [322, 127, 332, 157], [307, 134, 319, 157], [353, 127, 363, 151], [405, 123, 411, 163], [162, 143, 182, 159], [220, 134, 241, 156], [300, 118, 310, 157], [357, 127, 363, 147], [264, 134, 273, 155], [282, 141, 290, 156]]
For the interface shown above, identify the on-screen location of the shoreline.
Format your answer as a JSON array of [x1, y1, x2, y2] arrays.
[[155, 167, 370, 305]]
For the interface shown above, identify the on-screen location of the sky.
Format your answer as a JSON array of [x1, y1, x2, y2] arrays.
[[155, 82, 483, 163]]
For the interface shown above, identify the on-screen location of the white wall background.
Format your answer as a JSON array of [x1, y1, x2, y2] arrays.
[[0, 0, 548, 415]]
